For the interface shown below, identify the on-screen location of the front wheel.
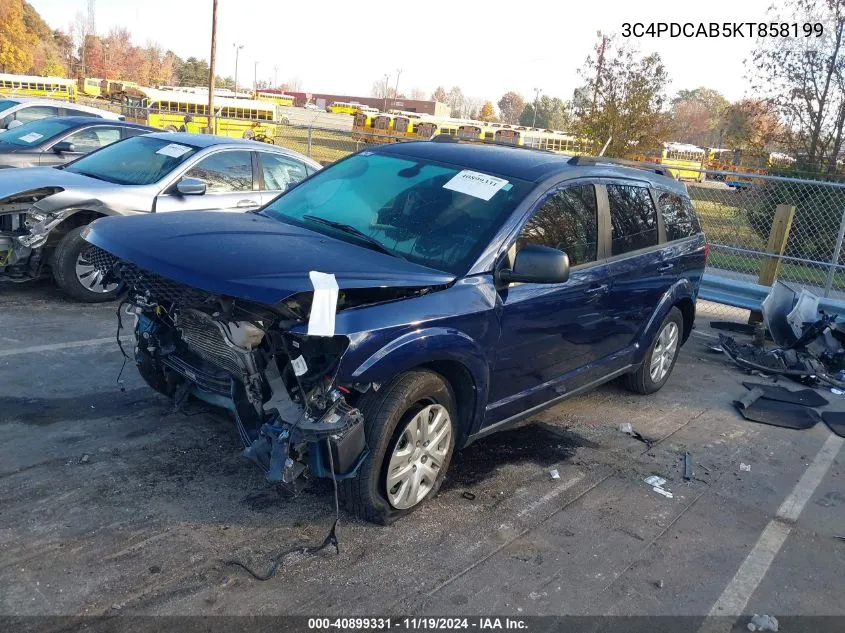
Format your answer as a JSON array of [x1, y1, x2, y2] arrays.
[[52, 225, 121, 302], [623, 307, 683, 394], [341, 370, 456, 524]]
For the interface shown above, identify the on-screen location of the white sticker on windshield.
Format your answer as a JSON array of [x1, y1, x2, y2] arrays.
[[307, 271, 339, 337], [18, 132, 43, 143], [155, 143, 192, 158], [443, 170, 509, 201]]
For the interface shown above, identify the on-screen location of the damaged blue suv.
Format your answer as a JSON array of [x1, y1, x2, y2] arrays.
[[83, 138, 706, 524]]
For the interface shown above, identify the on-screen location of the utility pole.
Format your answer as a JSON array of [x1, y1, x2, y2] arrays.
[[274, 66, 278, 89], [532, 87, 542, 127], [207, 0, 218, 134], [253, 61, 258, 92], [233, 43, 243, 93], [383, 73, 390, 111], [394, 68, 402, 110], [592, 34, 608, 110]]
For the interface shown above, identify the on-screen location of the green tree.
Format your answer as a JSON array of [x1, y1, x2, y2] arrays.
[[573, 33, 670, 157], [669, 87, 730, 147], [479, 101, 496, 122], [176, 56, 210, 86], [519, 95, 570, 130], [497, 91, 525, 124]]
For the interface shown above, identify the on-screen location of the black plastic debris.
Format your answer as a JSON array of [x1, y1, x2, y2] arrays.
[[733, 388, 821, 430], [821, 411, 845, 438], [742, 382, 829, 407], [683, 452, 693, 481]]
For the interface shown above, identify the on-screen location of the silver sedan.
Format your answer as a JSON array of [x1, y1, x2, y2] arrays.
[[0, 132, 321, 301]]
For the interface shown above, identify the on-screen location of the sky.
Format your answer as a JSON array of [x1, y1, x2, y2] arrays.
[[28, 0, 774, 103]]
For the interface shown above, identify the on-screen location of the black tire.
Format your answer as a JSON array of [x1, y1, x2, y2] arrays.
[[623, 307, 684, 395], [52, 225, 121, 302], [341, 370, 457, 525]]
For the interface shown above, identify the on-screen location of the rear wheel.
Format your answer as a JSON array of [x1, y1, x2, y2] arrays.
[[623, 307, 683, 394], [341, 370, 456, 524], [52, 225, 121, 302]]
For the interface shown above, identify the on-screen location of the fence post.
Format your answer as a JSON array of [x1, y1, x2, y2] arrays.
[[824, 207, 845, 298], [306, 126, 313, 158], [750, 204, 795, 323]]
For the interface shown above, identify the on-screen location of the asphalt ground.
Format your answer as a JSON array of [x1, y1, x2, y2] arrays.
[[1, 282, 843, 629]]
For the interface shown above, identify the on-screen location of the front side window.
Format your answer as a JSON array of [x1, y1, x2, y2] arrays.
[[606, 184, 658, 256], [185, 150, 253, 193], [261, 152, 532, 275], [658, 191, 700, 241], [260, 153, 307, 192], [63, 127, 122, 153], [517, 185, 598, 267]]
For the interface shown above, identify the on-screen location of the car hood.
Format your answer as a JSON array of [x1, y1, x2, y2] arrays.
[[83, 211, 457, 305], [0, 166, 101, 199]]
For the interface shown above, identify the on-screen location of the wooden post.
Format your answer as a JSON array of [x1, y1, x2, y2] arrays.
[[749, 203, 796, 323], [207, 0, 218, 135]]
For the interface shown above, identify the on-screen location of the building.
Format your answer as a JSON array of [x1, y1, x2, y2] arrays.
[[285, 91, 449, 117]]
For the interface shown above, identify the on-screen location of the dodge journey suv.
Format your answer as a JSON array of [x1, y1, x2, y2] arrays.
[[83, 138, 706, 524]]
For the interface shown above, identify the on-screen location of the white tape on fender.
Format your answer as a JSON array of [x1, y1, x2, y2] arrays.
[[307, 271, 339, 337]]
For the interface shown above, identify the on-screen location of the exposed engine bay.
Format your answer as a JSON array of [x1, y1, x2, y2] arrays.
[[88, 245, 371, 488]]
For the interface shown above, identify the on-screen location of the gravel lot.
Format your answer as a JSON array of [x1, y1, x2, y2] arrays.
[[1, 281, 843, 625]]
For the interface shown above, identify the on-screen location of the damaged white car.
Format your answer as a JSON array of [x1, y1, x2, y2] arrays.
[[0, 132, 319, 301]]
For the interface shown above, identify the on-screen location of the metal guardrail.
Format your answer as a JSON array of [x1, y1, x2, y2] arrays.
[[699, 273, 845, 315]]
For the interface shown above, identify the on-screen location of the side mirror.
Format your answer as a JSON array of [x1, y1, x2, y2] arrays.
[[53, 141, 76, 154], [499, 244, 570, 285], [176, 177, 206, 195]]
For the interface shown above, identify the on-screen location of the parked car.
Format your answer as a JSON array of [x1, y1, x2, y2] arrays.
[[0, 117, 157, 168], [0, 133, 320, 301], [82, 138, 706, 524], [0, 98, 123, 131]]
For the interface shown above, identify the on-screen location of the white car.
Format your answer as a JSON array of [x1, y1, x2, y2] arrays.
[[0, 98, 123, 131]]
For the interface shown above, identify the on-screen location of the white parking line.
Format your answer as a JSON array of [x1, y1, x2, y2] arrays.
[[708, 433, 843, 617], [0, 336, 132, 358], [516, 472, 584, 517]]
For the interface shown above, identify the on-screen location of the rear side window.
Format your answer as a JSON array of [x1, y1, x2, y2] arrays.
[[606, 184, 658, 255], [186, 150, 253, 192], [518, 185, 598, 266], [260, 153, 307, 192], [658, 191, 700, 241]]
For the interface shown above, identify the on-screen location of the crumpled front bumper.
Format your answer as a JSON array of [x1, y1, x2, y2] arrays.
[[0, 231, 32, 273]]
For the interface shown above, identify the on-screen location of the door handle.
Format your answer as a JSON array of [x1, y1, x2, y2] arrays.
[[657, 263, 675, 272], [585, 283, 608, 294], [236, 199, 259, 209]]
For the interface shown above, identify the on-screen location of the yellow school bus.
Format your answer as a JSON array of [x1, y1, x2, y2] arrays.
[[457, 123, 485, 140], [78, 77, 103, 98], [369, 113, 396, 142], [121, 87, 278, 139], [659, 143, 706, 181], [255, 91, 295, 107], [327, 101, 363, 115], [0, 73, 77, 101], [391, 112, 426, 138], [352, 110, 379, 140], [100, 80, 139, 102]]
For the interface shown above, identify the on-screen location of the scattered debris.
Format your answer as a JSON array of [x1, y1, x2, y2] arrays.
[[644, 476, 673, 499], [549, 469, 560, 480], [733, 387, 821, 430], [822, 411, 845, 438], [620, 424, 654, 448], [149, 565, 161, 574], [708, 344, 724, 353], [655, 579, 664, 589], [834, 534, 845, 542], [683, 452, 693, 481], [740, 463, 751, 472], [747, 613, 779, 632], [742, 382, 829, 407], [79, 454, 90, 465], [619, 422, 633, 434], [711, 321, 762, 337], [461, 491, 476, 501], [831, 387, 844, 396]]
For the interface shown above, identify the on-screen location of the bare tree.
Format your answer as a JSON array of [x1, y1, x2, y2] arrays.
[[286, 76, 302, 92], [749, 0, 845, 172], [409, 86, 426, 100]]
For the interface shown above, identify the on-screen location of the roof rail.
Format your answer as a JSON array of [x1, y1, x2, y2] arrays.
[[568, 154, 672, 177], [429, 134, 555, 153]]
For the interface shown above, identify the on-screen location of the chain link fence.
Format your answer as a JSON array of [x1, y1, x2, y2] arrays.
[[687, 167, 845, 321]]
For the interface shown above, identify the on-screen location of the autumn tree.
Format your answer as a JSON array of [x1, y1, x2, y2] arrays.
[[497, 91, 525, 124], [573, 33, 670, 157], [520, 95, 570, 130], [749, 0, 845, 173], [669, 87, 730, 147], [431, 86, 448, 103], [721, 99, 782, 152], [0, 0, 35, 73], [479, 101, 497, 122]]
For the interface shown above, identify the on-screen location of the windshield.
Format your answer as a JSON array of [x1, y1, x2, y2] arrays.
[[64, 135, 199, 185], [261, 152, 532, 275], [0, 118, 75, 146], [0, 100, 20, 112]]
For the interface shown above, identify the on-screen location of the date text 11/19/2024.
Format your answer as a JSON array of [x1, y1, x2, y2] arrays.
[[307, 617, 529, 630]]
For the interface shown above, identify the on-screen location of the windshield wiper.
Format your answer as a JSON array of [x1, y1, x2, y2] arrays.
[[302, 214, 406, 260]]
